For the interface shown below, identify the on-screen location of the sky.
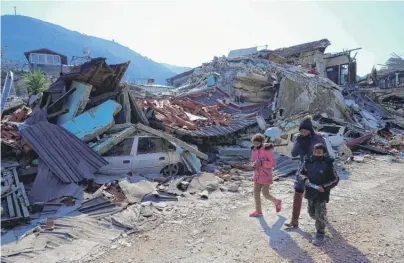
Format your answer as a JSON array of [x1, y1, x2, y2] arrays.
[[1, 0, 403, 76]]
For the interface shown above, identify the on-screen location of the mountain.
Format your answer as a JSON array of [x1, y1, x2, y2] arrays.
[[161, 63, 192, 75], [1, 15, 185, 84]]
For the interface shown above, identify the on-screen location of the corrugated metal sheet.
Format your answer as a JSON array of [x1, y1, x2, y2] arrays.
[[19, 121, 108, 183], [24, 107, 48, 125], [28, 160, 83, 203]]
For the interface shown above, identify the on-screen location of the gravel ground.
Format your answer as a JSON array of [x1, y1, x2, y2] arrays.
[[81, 156, 404, 263]]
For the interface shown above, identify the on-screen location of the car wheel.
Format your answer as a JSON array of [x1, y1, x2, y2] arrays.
[[162, 163, 180, 177]]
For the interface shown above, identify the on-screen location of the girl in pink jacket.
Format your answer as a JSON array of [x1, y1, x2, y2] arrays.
[[249, 133, 282, 217]]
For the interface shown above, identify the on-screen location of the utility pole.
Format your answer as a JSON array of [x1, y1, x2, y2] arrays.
[[13, 6, 16, 15]]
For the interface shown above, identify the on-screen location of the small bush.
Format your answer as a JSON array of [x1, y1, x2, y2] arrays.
[[22, 71, 49, 95]]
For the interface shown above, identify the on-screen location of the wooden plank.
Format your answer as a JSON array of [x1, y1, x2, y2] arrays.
[[6, 195, 15, 218], [128, 92, 149, 125], [57, 81, 93, 125], [12, 192, 22, 218], [48, 109, 69, 119], [18, 194, 29, 217], [62, 100, 122, 142], [115, 87, 131, 124], [12, 167, 20, 185], [135, 123, 208, 160], [19, 183, 30, 207], [87, 61, 104, 83], [47, 87, 77, 111]]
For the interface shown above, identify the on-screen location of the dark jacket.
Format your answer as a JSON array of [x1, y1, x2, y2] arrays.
[[299, 155, 339, 202], [291, 133, 325, 162]]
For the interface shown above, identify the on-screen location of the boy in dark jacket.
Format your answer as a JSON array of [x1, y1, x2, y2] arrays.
[[298, 143, 339, 246]]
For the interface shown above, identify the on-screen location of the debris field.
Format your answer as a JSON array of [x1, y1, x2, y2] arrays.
[[1, 39, 404, 262]]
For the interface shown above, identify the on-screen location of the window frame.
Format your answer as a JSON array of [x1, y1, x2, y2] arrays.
[[137, 137, 167, 155], [103, 137, 134, 157], [30, 53, 62, 65], [339, 63, 349, 86]]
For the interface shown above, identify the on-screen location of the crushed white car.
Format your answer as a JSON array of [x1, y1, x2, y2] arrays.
[[98, 135, 185, 177]]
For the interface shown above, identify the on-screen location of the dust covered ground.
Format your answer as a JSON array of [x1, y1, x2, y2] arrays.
[[81, 156, 404, 263]]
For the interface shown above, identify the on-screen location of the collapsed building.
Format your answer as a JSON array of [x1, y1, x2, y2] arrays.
[[1, 39, 403, 262]]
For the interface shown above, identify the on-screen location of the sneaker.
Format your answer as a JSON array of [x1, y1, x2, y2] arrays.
[[275, 200, 282, 213], [249, 210, 263, 217], [312, 233, 325, 246]]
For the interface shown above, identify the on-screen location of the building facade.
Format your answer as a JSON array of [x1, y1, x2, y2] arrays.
[[24, 48, 69, 77]]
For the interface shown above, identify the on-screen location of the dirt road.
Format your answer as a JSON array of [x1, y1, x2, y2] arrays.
[[85, 156, 404, 263]]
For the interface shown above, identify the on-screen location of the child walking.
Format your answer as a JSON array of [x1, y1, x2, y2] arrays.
[[298, 143, 339, 245], [249, 133, 282, 217]]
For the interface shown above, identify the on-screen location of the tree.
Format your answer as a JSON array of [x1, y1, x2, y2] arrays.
[[22, 71, 49, 96]]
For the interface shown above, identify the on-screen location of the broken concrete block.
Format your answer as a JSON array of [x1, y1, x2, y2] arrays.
[[353, 155, 366, 163], [118, 179, 157, 204], [276, 77, 346, 119], [200, 190, 209, 199], [337, 143, 352, 161], [57, 81, 92, 125], [62, 100, 122, 142], [187, 172, 219, 194], [227, 183, 240, 192]]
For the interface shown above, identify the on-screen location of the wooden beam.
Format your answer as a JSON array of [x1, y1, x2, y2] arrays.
[[135, 123, 208, 160], [87, 61, 104, 83], [47, 87, 77, 111], [48, 109, 69, 119]]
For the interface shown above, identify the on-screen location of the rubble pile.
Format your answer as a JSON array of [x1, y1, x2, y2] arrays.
[[174, 55, 346, 119], [1, 38, 404, 262], [1, 57, 284, 262]]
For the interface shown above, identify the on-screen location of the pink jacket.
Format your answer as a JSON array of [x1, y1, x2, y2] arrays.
[[251, 145, 277, 184]]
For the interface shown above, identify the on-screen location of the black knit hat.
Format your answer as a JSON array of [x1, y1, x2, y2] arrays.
[[299, 118, 314, 133]]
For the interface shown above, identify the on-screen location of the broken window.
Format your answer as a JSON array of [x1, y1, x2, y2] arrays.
[[326, 65, 339, 85], [339, 64, 349, 86], [137, 137, 166, 155], [104, 138, 134, 156]]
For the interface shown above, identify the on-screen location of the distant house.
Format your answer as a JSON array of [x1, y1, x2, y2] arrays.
[[24, 48, 69, 77], [323, 50, 359, 87], [259, 39, 359, 87]]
